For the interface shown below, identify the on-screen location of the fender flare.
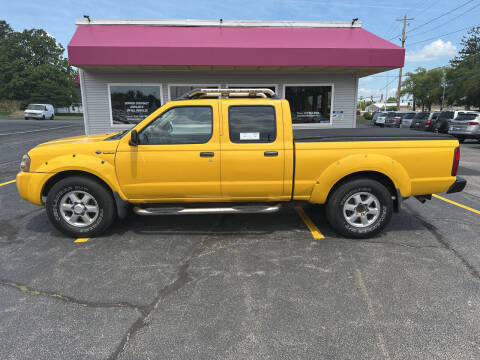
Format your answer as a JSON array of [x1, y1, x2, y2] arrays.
[[308, 153, 411, 204]]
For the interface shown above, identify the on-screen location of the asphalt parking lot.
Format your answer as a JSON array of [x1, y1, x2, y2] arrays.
[[1, 118, 479, 359]]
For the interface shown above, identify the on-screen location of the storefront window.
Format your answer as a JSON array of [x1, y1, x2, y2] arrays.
[[284, 86, 332, 124], [110, 85, 161, 124], [169, 85, 219, 100]]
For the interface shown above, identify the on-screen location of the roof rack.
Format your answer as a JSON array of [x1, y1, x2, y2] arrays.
[[177, 88, 277, 100]]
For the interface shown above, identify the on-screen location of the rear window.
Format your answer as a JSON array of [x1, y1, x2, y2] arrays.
[[414, 112, 429, 119], [456, 113, 479, 121], [439, 111, 454, 120], [228, 106, 276, 143], [403, 113, 415, 119], [386, 112, 396, 118]]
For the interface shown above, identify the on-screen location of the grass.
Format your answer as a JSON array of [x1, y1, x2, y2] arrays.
[[0, 111, 11, 117], [54, 114, 84, 120]]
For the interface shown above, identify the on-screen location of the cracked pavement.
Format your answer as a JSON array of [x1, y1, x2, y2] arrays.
[[1, 119, 480, 359]]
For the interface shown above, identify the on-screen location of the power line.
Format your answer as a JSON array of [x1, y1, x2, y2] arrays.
[[407, 23, 480, 46], [389, 0, 476, 40], [408, 2, 480, 38], [408, 0, 476, 33]]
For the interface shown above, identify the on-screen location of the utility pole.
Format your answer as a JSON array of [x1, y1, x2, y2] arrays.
[[396, 15, 414, 110]]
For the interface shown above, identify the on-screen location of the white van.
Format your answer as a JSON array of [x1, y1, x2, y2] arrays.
[[24, 104, 55, 120]]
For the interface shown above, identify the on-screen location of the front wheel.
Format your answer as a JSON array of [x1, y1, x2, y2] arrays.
[[46, 176, 116, 238], [325, 178, 393, 238]]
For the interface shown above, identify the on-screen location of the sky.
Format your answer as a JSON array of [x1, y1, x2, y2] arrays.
[[2, 0, 480, 102]]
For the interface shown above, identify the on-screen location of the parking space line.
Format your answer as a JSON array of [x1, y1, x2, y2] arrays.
[[295, 206, 325, 239], [433, 194, 480, 215], [0, 180, 16, 187], [74, 238, 89, 243], [0, 125, 75, 136]]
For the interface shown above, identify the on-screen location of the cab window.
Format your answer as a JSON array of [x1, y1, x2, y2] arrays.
[[139, 106, 213, 145], [228, 106, 276, 143]]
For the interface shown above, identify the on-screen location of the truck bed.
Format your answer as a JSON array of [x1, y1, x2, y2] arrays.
[[293, 128, 454, 142]]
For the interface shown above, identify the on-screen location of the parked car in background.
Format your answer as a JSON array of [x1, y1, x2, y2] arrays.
[[371, 111, 380, 125], [24, 104, 55, 120], [384, 112, 402, 128], [448, 112, 480, 143], [425, 111, 441, 132], [374, 112, 397, 127], [410, 112, 431, 131], [399, 112, 416, 128], [434, 110, 463, 133]]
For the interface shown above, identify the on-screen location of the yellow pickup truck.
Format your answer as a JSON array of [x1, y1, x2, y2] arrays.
[[16, 89, 465, 238]]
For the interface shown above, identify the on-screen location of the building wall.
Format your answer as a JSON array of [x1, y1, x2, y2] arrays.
[[80, 69, 358, 134]]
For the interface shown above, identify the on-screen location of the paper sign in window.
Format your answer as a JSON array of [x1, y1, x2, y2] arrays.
[[240, 132, 260, 140]]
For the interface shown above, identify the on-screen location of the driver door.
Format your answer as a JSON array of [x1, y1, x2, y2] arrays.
[[115, 100, 221, 201]]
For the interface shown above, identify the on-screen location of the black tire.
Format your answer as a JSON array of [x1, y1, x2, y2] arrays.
[[24, 117, 29, 120], [458, 138, 465, 143], [50, 114, 54, 120], [46, 176, 116, 238], [325, 178, 393, 239], [42, 115, 45, 120]]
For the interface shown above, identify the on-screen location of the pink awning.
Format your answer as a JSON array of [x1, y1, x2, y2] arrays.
[[68, 25, 404, 68]]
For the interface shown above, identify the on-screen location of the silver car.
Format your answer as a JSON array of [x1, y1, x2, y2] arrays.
[[448, 112, 480, 143], [399, 112, 416, 128]]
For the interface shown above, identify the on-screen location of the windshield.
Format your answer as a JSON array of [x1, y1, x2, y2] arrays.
[[26, 104, 45, 110], [414, 112, 429, 119], [439, 111, 454, 120], [455, 113, 479, 121]]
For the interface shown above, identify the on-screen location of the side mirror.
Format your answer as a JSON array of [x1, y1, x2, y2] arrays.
[[129, 130, 138, 146]]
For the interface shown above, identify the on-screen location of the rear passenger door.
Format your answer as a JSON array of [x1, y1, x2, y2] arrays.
[[220, 100, 286, 201]]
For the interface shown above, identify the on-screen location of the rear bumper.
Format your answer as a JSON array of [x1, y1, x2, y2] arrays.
[[446, 176, 467, 194]]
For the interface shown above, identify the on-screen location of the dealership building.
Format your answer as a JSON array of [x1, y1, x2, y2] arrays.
[[67, 19, 404, 134]]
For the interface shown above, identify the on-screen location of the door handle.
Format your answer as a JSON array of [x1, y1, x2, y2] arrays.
[[200, 152, 215, 157], [264, 151, 278, 157]]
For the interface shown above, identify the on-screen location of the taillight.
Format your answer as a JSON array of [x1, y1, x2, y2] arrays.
[[467, 121, 479, 125], [426, 119, 431, 126], [452, 147, 460, 176]]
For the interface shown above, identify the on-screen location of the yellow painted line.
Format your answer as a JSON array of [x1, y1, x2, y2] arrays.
[[295, 206, 325, 239], [74, 238, 89, 243], [0, 179, 16, 187], [433, 194, 480, 215]]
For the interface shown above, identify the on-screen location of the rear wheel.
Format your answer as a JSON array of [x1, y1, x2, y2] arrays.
[[326, 178, 393, 238], [24, 117, 29, 120], [46, 176, 116, 238]]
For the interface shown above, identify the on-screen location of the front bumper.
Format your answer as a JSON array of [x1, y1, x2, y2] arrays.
[[24, 113, 43, 118], [16, 171, 54, 205], [446, 176, 467, 194]]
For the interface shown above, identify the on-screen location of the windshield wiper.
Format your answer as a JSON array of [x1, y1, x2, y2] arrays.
[[105, 130, 129, 140]]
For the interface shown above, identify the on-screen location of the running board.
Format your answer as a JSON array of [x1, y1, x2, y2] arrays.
[[133, 204, 281, 216]]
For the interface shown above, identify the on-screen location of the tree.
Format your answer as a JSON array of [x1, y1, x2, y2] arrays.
[[401, 67, 444, 111], [0, 21, 78, 107], [0, 20, 13, 39], [446, 26, 480, 108]]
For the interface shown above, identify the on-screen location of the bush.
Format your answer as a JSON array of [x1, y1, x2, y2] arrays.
[[363, 112, 372, 120], [0, 99, 21, 113]]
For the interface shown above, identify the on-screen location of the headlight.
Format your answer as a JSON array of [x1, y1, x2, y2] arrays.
[[20, 154, 31, 172]]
